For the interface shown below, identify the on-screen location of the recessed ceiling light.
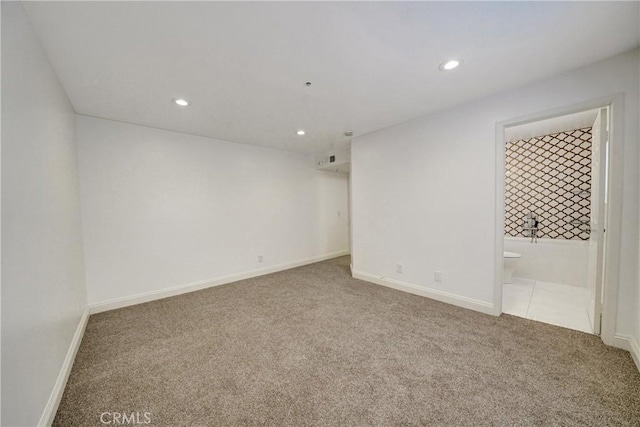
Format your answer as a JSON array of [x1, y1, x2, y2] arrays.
[[296, 130, 306, 136], [438, 59, 462, 71], [174, 98, 190, 107]]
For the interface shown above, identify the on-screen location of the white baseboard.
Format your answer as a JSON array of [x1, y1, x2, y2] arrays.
[[612, 335, 640, 373], [38, 307, 90, 427], [89, 250, 350, 314], [352, 269, 496, 316]]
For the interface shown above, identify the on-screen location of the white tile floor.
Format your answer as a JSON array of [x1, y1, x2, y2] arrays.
[[502, 277, 593, 333]]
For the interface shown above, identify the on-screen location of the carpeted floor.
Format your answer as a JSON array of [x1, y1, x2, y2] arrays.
[[54, 256, 640, 426]]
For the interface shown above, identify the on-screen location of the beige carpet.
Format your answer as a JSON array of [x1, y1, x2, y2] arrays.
[[55, 256, 640, 426]]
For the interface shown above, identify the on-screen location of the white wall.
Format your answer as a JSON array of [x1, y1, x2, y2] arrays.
[[1, 3, 88, 426], [504, 238, 588, 288], [351, 49, 639, 341], [77, 116, 349, 306]]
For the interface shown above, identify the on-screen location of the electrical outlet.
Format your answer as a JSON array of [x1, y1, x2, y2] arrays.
[[396, 264, 403, 274], [258, 255, 263, 263], [434, 271, 443, 282], [337, 210, 341, 217]]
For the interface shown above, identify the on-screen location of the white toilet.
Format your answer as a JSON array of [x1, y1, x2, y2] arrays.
[[503, 251, 522, 284]]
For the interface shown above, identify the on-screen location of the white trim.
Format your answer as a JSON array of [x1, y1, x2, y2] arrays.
[[352, 269, 496, 316], [612, 335, 640, 373], [504, 236, 589, 247], [494, 94, 624, 346], [89, 250, 350, 314], [599, 95, 624, 346], [494, 119, 506, 315], [38, 308, 90, 427], [631, 338, 640, 373]]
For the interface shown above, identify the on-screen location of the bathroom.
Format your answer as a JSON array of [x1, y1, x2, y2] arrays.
[[501, 107, 608, 334]]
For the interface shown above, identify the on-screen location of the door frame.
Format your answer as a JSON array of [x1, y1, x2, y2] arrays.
[[493, 94, 624, 346]]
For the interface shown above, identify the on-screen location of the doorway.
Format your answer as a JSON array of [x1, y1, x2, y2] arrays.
[[494, 96, 623, 345]]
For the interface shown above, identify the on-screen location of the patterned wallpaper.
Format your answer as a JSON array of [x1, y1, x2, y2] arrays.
[[504, 127, 592, 240]]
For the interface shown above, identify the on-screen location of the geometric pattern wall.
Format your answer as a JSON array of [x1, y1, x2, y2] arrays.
[[504, 127, 592, 240]]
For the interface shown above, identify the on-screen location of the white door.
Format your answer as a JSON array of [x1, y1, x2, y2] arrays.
[[586, 108, 608, 335]]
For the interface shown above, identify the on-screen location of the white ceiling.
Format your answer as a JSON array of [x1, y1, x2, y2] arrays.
[[505, 109, 600, 142], [23, 1, 639, 154]]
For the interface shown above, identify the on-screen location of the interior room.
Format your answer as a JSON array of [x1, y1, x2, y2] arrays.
[[2, 1, 639, 426], [501, 109, 604, 334]]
